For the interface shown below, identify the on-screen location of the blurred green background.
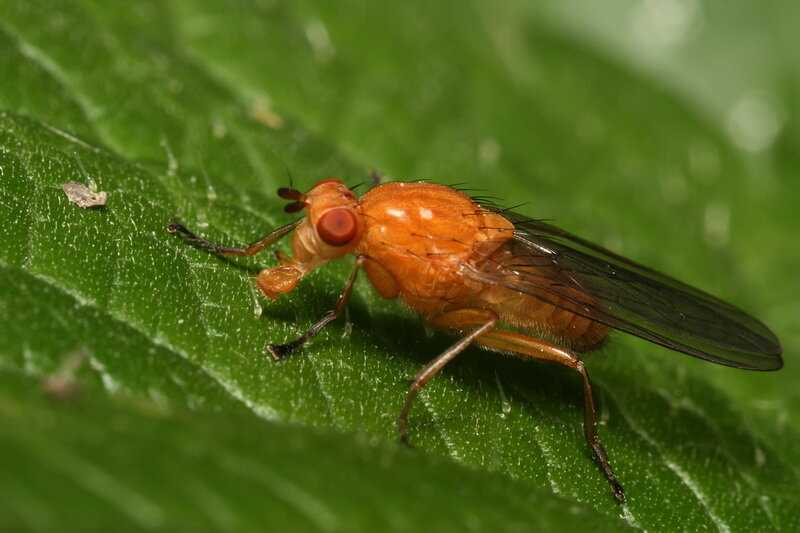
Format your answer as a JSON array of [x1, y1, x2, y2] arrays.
[[0, 1, 798, 532]]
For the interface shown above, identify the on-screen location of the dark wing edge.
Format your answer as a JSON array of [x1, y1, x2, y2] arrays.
[[468, 211, 783, 371]]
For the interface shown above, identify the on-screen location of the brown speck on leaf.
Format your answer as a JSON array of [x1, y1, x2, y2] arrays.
[[63, 181, 108, 208], [42, 351, 87, 401], [250, 97, 285, 129]]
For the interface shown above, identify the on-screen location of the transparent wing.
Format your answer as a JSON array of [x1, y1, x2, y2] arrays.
[[465, 212, 783, 370]]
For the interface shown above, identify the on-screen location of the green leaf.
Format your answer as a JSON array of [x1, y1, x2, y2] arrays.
[[2, 370, 628, 533], [1, 1, 798, 532]]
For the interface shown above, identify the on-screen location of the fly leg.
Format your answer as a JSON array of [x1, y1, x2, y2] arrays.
[[475, 329, 625, 504], [167, 219, 301, 257], [267, 256, 364, 360], [169, 219, 308, 301], [398, 309, 498, 445]]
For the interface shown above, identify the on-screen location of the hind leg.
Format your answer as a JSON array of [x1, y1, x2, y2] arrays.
[[475, 329, 625, 503]]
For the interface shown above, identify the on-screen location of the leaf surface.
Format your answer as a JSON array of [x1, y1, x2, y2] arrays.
[[1, 1, 798, 531]]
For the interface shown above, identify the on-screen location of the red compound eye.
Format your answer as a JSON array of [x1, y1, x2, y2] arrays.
[[317, 208, 357, 246]]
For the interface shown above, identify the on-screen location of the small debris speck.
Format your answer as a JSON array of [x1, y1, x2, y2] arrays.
[[63, 181, 108, 208], [250, 97, 285, 129], [42, 351, 87, 400]]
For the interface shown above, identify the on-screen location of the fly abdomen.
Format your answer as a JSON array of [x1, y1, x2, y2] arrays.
[[477, 241, 609, 352]]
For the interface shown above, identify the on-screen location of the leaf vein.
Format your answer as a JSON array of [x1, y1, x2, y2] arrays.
[[599, 380, 731, 533]]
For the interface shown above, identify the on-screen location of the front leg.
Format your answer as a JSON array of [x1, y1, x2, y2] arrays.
[[168, 219, 301, 257]]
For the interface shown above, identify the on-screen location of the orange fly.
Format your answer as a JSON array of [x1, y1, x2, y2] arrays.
[[168, 178, 783, 503]]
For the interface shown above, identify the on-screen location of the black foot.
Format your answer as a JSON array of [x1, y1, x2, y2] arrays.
[[266, 339, 305, 361], [610, 479, 626, 504], [590, 441, 626, 504], [398, 432, 415, 449], [167, 221, 204, 246], [167, 221, 188, 235]]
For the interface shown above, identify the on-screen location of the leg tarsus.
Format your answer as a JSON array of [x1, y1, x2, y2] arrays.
[[591, 439, 626, 503], [398, 426, 414, 448], [474, 330, 625, 504], [266, 257, 364, 359], [167, 221, 212, 250], [574, 360, 626, 503], [266, 338, 305, 361], [397, 379, 420, 447], [266, 310, 336, 360], [397, 385, 420, 444], [168, 219, 301, 257]]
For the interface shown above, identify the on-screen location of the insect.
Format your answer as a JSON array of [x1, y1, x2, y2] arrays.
[[168, 178, 783, 503]]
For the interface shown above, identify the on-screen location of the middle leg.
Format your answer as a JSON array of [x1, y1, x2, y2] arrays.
[[267, 256, 365, 360], [398, 309, 498, 444]]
